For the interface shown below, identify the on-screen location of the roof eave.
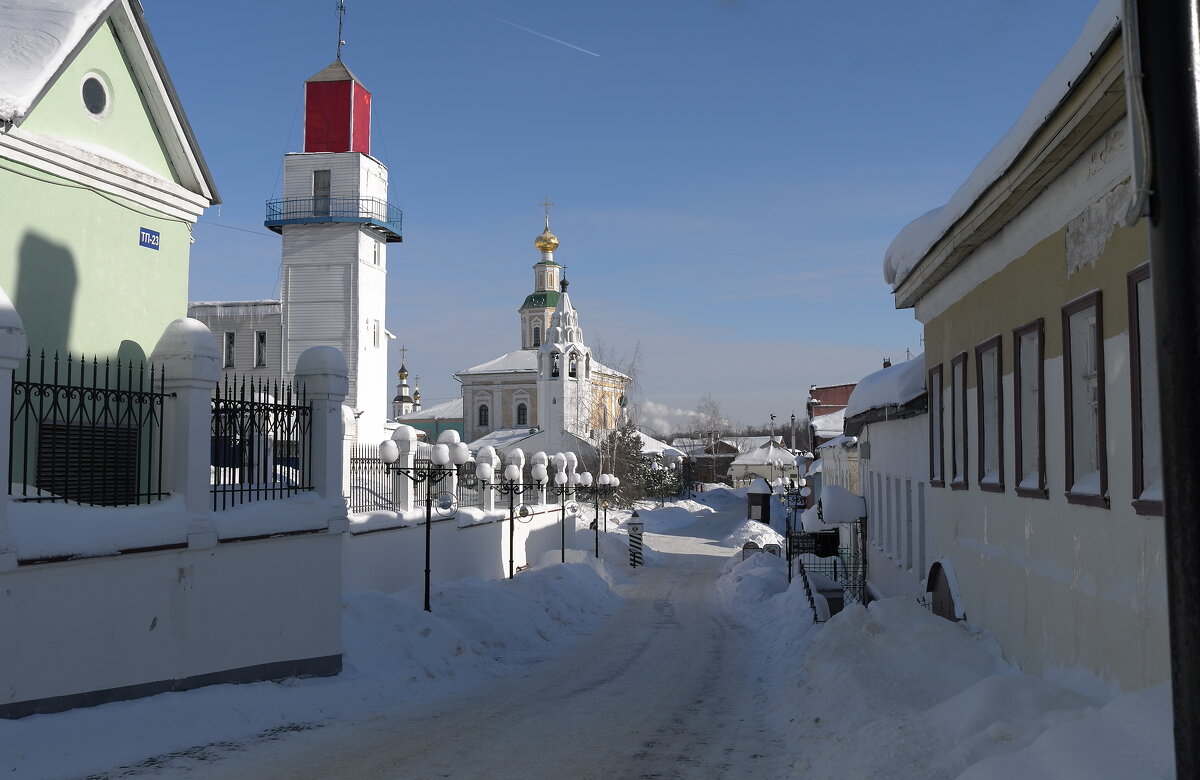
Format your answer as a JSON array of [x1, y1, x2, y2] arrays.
[[892, 24, 1124, 309]]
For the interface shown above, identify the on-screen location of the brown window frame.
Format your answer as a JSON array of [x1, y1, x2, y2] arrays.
[[928, 364, 944, 488], [1128, 264, 1163, 516], [1062, 291, 1108, 508], [1012, 319, 1048, 499], [950, 352, 969, 491], [975, 335, 1004, 492]]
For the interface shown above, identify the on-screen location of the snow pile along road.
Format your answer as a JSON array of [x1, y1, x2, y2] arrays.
[[716, 552, 1175, 779]]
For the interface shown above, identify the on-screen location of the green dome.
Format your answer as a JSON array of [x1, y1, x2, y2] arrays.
[[521, 290, 560, 310]]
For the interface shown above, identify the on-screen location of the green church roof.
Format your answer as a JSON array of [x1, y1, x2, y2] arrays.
[[521, 290, 560, 310]]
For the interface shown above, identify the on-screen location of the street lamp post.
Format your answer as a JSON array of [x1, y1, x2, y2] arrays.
[[577, 471, 618, 558], [550, 452, 573, 563], [781, 477, 808, 584], [379, 431, 471, 612], [478, 447, 545, 579]]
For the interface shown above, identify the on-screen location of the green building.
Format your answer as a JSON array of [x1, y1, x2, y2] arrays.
[[0, 0, 218, 363]]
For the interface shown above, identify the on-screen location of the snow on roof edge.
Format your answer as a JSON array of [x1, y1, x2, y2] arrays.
[[882, 0, 1122, 290], [844, 354, 926, 419]]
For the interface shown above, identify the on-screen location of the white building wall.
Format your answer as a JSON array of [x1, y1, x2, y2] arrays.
[[857, 414, 928, 601], [922, 335, 1167, 694]]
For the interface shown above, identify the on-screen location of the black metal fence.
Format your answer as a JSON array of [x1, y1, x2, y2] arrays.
[[790, 518, 868, 620], [211, 375, 313, 511], [344, 449, 497, 515], [9, 351, 171, 506], [347, 442, 394, 512]]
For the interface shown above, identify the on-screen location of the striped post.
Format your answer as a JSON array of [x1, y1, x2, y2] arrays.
[[628, 520, 644, 567]]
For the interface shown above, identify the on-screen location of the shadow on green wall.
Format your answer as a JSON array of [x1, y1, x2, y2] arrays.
[[16, 231, 77, 359]]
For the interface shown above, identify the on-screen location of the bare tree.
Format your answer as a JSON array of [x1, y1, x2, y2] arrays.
[[693, 393, 726, 438]]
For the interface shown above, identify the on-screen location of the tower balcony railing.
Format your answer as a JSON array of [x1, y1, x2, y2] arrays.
[[264, 196, 403, 242]]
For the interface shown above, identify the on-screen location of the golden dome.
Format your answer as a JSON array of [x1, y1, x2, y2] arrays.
[[535, 226, 559, 253]]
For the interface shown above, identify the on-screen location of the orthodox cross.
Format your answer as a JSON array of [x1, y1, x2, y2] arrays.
[[540, 196, 554, 228], [399, 344, 408, 364]]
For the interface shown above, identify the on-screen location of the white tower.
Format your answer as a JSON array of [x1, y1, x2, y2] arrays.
[[537, 276, 592, 445], [264, 59, 401, 439]]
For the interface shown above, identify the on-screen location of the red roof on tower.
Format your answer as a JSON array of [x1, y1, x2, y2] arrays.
[[303, 60, 371, 155]]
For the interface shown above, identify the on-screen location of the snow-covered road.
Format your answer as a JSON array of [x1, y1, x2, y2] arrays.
[[192, 510, 793, 779]]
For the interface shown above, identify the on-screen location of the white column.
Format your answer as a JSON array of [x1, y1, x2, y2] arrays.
[[149, 319, 221, 540], [0, 291, 26, 571], [294, 347, 350, 527], [392, 424, 418, 514]]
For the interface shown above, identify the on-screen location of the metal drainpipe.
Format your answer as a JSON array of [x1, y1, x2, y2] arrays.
[[1135, 2, 1200, 775]]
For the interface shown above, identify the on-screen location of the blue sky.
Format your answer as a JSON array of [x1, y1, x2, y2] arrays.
[[145, 0, 1099, 432]]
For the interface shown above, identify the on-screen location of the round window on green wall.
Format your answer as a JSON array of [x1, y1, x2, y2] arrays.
[[82, 74, 108, 118]]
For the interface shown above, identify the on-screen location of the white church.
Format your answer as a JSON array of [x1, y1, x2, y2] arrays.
[[449, 217, 631, 463], [189, 57, 399, 440]]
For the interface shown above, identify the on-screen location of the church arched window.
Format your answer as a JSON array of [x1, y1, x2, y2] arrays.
[[478, 404, 490, 428], [517, 403, 528, 426], [568, 352, 578, 378], [551, 352, 560, 378], [533, 324, 541, 347]]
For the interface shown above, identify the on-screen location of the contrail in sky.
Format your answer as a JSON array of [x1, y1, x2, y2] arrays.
[[445, 0, 601, 57]]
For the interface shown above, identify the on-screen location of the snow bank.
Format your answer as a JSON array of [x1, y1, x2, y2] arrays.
[[722, 587, 1174, 779], [722, 518, 783, 549], [716, 548, 788, 608]]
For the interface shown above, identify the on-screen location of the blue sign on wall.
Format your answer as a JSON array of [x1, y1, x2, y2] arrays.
[[139, 228, 160, 250]]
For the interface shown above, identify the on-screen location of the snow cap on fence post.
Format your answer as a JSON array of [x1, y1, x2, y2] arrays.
[[150, 318, 220, 525], [390, 424, 419, 513], [294, 347, 349, 516], [0, 286, 25, 568]]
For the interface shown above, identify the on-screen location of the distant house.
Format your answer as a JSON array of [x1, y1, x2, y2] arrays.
[[394, 396, 465, 441], [883, 0, 1166, 692], [807, 382, 855, 420], [671, 436, 740, 483], [729, 436, 799, 484]]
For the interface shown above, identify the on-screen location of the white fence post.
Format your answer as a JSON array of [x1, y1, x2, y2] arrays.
[[150, 319, 221, 530], [392, 424, 418, 514], [341, 404, 356, 500], [0, 289, 26, 571], [294, 348, 349, 513]]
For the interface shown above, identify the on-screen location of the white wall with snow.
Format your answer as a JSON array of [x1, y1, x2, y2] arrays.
[[0, 530, 342, 716], [344, 507, 564, 594]]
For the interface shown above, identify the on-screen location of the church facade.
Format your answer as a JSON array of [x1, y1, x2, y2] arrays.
[[456, 220, 629, 460], [189, 58, 400, 440]]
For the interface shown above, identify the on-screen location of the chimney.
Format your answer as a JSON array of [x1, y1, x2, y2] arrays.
[[883, 357, 892, 368]]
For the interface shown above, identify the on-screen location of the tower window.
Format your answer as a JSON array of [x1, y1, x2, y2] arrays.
[[254, 330, 267, 368], [517, 403, 528, 426], [551, 353, 560, 378], [533, 324, 541, 347], [479, 404, 490, 428], [313, 169, 331, 217], [568, 353, 578, 378]]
